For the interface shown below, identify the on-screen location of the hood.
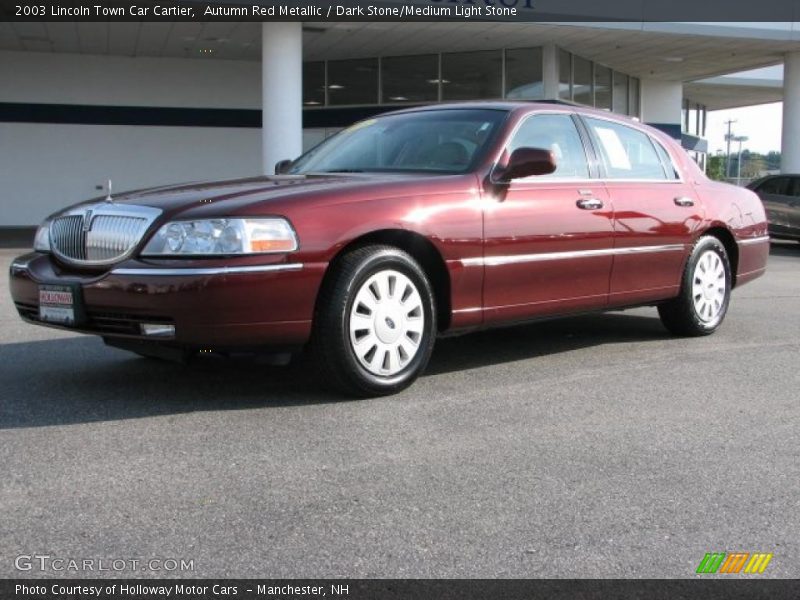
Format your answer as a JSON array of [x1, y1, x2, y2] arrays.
[[62, 173, 466, 220]]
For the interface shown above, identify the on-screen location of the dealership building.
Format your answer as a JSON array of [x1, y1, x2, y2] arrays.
[[0, 19, 798, 232]]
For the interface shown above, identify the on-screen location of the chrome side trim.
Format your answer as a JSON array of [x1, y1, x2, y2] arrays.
[[737, 236, 771, 246], [462, 244, 686, 267], [112, 263, 304, 277]]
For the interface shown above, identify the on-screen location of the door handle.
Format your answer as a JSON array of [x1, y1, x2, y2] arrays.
[[674, 196, 695, 207], [577, 198, 603, 210]]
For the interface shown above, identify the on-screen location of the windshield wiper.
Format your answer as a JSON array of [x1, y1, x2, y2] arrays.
[[319, 169, 365, 173]]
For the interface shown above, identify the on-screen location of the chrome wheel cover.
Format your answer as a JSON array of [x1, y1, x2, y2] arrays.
[[349, 269, 425, 377], [692, 250, 727, 324]]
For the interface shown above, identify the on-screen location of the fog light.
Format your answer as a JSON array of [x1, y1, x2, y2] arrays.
[[141, 323, 175, 337]]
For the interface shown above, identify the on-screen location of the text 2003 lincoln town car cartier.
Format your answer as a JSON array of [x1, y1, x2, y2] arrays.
[[10, 103, 769, 396]]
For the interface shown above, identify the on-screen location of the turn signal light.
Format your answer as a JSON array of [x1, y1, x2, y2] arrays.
[[250, 239, 297, 252]]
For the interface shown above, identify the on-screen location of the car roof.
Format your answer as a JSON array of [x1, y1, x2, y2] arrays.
[[384, 100, 645, 125]]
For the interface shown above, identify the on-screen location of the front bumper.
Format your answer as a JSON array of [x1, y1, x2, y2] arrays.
[[9, 253, 325, 348]]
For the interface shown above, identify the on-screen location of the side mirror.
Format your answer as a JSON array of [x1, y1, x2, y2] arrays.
[[274, 159, 293, 175], [496, 147, 557, 182]]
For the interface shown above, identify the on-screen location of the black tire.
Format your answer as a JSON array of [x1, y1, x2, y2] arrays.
[[310, 245, 437, 397], [658, 235, 732, 336]]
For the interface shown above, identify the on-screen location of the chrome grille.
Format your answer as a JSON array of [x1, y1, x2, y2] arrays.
[[86, 215, 148, 262], [49, 203, 162, 266], [50, 215, 87, 260]]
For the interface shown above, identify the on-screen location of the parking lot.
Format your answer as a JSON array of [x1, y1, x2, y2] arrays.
[[1, 243, 798, 578]]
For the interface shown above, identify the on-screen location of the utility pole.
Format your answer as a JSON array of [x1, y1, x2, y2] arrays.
[[724, 119, 737, 179], [734, 135, 749, 184]]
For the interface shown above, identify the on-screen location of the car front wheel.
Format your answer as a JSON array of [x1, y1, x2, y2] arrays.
[[658, 235, 732, 336], [311, 245, 437, 397]]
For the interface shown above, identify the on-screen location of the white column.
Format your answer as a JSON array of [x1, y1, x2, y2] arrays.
[[639, 79, 683, 139], [262, 22, 303, 175], [542, 44, 560, 100], [782, 52, 800, 173]]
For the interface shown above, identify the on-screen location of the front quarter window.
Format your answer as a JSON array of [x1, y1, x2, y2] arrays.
[[289, 109, 507, 175], [506, 113, 590, 179]]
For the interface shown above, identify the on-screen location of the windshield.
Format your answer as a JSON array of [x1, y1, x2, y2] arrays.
[[289, 109, 507, 175]]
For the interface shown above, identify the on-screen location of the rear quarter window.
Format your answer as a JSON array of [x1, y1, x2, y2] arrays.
[[585, 117, 668, 181], [651, 139, 680, 180]]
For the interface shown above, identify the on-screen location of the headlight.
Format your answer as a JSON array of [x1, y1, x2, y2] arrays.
[[141, 218, 298, 256], [33, 220, 51, 252]]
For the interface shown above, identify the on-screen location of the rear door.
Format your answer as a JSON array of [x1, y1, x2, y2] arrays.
[[581, 116, 702, 306], [482, 112, 615, 323]]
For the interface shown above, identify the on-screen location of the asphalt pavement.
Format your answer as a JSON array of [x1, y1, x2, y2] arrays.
[[1, 243, 798, 578]]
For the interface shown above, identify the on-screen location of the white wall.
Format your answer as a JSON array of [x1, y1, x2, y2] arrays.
[[0, 123, 260, 225], [0, 51, 263, 226], [640, 79, 683, 127]]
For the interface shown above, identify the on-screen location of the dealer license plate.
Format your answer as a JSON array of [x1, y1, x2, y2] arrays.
[[39, 285, 78, 326]]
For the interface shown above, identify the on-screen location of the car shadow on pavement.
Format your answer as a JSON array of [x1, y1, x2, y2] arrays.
[[427, 312, 668, 376], [0, 312, 669, 429]]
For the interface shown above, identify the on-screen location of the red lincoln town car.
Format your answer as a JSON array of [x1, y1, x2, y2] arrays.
[[10, 102, 769, 396]]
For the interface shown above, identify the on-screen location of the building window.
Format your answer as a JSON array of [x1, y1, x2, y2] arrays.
[[381, 54, 439, 103], [572, 55, 592, 106], [303, 62, 325, 107], [629, 77, 640, 117], [683, 98, 691, 133], [558, 49, 572, 100], [682, 100, 708, 137], [504, 47, 544, 100], [594, 64, 612, 110], [700, 104, 707, 136], [441, 50, 502, 100], [327, 58, 379, 106], [305, 49, 641, 116], [612, 72, 629, 114]]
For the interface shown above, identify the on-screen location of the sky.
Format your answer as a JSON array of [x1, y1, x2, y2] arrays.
[[706, 102, 782, 155], [703, 65, 783, 155]]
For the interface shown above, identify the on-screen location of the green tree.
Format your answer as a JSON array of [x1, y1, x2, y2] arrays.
[[765, 151, 781, 171], [707, 155, 726, 181], [742, 155, 767, 179]]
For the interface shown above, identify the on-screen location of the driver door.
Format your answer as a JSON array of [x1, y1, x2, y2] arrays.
[[482, 112, 614, 324]]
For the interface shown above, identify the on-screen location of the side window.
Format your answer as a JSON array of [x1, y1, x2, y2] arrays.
[[585, 117, 667, 180], [756, 177, 789, 196], [507, 114, 590, 179]]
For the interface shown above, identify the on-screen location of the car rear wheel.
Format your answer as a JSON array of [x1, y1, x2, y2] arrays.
[[658, 235, 732, 336], [311, 245, 437, 397]]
